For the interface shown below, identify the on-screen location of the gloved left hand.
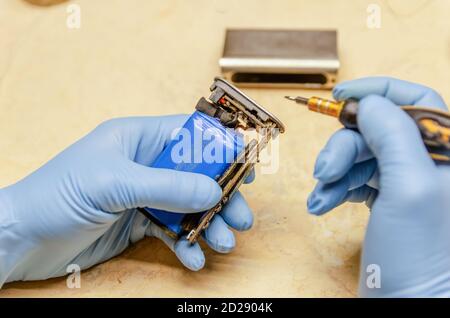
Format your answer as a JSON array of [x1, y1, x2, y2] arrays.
[[0, 115, 254, 287]]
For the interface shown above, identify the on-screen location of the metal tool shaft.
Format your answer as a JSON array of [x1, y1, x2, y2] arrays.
[[284, 96, 309, 104]]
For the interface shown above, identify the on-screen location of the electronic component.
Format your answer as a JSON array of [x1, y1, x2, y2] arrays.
[[140, 78, 285, 243]]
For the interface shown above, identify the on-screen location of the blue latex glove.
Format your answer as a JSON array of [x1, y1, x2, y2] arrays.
[[0, 115, 254, 287], [307, 77, 450, 297]]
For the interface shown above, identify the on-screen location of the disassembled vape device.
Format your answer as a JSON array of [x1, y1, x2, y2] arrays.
[[140, 78, 285, 243], [220, 29, 339, 89]]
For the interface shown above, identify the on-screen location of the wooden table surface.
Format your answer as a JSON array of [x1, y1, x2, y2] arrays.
[[0, 0, 448, 297]]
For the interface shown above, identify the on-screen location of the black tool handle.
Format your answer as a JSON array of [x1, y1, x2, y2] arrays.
[[338, 100, 450, 160]]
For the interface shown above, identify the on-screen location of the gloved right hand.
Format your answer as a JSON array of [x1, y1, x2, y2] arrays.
[[307, 77, 450, 297]]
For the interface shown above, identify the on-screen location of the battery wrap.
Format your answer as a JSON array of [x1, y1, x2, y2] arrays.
[[142, 111, 244, 235]]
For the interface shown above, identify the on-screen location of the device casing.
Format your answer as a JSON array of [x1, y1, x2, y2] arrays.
[[141, 78, 285, 243], [220, 29, 339, 89]]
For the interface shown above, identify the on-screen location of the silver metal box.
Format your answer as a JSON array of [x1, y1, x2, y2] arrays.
[[220, 29, 339, 89]]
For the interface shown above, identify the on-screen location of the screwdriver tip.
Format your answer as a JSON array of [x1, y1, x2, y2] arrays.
[[284, 96, 309, 105]]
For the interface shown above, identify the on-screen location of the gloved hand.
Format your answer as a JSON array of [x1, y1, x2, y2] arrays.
[[307, 77, 450, 297], [0, 115, 254, 287]]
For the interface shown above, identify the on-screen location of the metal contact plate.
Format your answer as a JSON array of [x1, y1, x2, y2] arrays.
[[211, 77, 286, 133]]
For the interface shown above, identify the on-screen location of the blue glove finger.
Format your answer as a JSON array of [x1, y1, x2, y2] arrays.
[[146, 223, 205, 271], [106, 161, 222, 213], [357, 95, 435, 183], [308, 185, 377, 216], [308, 159, 377, 215], [203, 214, 235, 253], [345, 185, 378, 209], [220, 191, 253, 231], [97, 115, 190, 166], [314, 128, 373, 183], [174, 238, 205, 271], [244, 168, 256, 184], [333, 77, 448, 110], [316, 185, 378, 211]]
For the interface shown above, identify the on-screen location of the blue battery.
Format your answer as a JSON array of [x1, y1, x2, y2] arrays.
[[142, 111, 244, 236]]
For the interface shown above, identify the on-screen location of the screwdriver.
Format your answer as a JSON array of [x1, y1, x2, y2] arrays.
[[285, 95, 450, 162]]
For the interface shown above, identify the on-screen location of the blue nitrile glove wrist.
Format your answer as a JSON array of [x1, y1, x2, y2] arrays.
[[307, 77, 450, 297], [0, 115, 254, 287]]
